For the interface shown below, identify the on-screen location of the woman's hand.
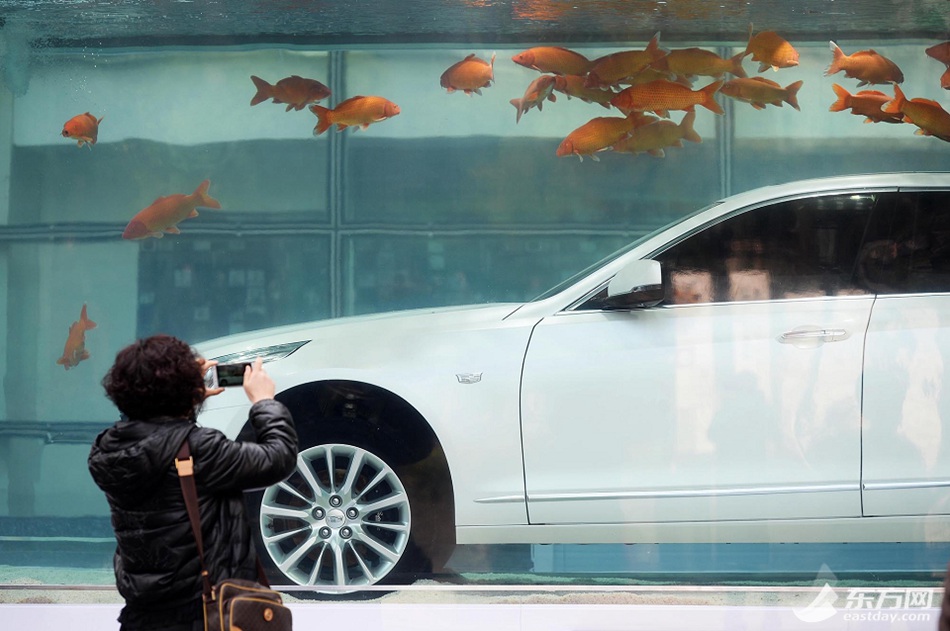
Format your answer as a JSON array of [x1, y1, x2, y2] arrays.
[[243, 358, 276, 404], [199, 358, 225, 399]]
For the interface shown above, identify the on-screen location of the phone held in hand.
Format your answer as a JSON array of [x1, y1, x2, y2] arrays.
[[204, 362, 252, 388]]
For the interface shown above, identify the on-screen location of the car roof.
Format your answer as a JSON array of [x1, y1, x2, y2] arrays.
[[717, 171, 950, 206]]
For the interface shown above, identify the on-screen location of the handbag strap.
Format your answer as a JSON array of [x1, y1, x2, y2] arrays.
[[175, 437, 272, 598], [175, 438, 216, 600]]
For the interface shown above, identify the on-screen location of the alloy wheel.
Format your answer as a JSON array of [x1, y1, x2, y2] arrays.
[[259, 443, 412, 590]]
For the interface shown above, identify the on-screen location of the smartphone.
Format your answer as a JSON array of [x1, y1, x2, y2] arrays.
[[204, 362, 252, 388]]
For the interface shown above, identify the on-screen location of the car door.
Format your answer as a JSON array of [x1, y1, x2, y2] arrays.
[[520, 192, 889, 526], [861, 190, 950, 517]]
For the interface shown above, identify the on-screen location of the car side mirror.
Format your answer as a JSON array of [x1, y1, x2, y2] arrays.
[[604, 259, 664, 309]]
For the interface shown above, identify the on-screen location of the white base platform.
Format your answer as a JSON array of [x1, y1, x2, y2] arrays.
[[1, 602, 940, 631]]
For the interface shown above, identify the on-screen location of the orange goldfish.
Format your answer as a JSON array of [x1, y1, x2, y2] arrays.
[[618, 66, 687, 87], [612, 109, 701, 158], [309, 96, 401, 134], [61, 112, 103, 148], [650, 47, 747, 81], [555, 115, 643, 161], [611, 79, 724, 117], [884, 84, 950, 142], [744, 26, 799, 72], [825, 42, 904, 87], [440, 53, 496, 95], [926, 42, 950, 65], [249, 75, 331, 111], [720, 77, 803, 111], [552, 75, 615, 108], [829, 84, 903, 123], [511, 46, 592, 76], [585, 33, 668, 88], [57, 304, 96, 370], [122, 180, 221, 240], [925, 42, 950, 89], [511, 75, 557, 123]]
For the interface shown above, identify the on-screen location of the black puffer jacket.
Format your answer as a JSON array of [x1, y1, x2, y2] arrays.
[[88, 399, 297, 626]]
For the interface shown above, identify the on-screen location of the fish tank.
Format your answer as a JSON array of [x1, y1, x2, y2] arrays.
[[1, 0, 950, 611]]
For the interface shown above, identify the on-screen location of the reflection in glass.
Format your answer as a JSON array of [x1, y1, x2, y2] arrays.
[[657, 193, 884, 304]]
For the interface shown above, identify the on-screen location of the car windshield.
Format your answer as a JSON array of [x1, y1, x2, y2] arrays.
[[530, 201, 724, 301]]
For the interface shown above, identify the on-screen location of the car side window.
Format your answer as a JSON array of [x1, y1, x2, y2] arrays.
[[857, 191, 950, 295], [654, 193, 884, 305]]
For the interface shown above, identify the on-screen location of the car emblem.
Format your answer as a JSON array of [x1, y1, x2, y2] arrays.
[[326, 510, 345, 527], [456, 373, 482, 384]]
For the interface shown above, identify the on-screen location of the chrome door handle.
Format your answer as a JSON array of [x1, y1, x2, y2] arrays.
[[778, 327, 850, 347]]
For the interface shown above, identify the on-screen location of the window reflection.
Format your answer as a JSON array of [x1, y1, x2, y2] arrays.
[[896, 307, 944, 472], [658, 191, 950, 306], [657, 193, 883, 304], [670, 270, 713, 304], [859, 192, 950, 294]]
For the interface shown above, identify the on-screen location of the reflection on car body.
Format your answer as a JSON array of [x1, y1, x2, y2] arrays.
[[196, 172, 950, 593]]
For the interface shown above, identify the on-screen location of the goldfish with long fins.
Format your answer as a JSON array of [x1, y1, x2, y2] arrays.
[[585, 33, 668, 88], [122, 180, 221, 240], [611, 79, 724, 117], [511, 46, 592, 76], [510, 75, 557, 123], [249, 75, 331, 111], [829, 84, 902, 123], [884, 84, 950, 142], [61, 112, 103, 148], [552, 75, 615, 108], [650, 47, 747, 81], [744, 25, 799, 72], [309, 96, 401, 134], [612, 109, 701, 158], [720, 77, 803, 111], [555, 114, 649, 161], [57, 304, 97, 370], [825, 42, 904, 87], [440, 53, 496, 95]]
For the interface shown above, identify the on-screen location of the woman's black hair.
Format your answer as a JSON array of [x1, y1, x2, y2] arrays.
[[102, 334, 205, 420]]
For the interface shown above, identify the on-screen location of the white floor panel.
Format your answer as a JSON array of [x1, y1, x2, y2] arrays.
[[0, 602, 940, 631]]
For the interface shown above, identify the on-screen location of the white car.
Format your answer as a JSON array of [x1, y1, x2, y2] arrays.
[[196, 172, 950, 591]]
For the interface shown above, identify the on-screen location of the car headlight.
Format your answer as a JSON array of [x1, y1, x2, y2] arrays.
[[209, 341, 309, 365]]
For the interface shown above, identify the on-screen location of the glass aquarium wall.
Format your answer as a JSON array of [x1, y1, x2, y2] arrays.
[[0, 0, 949, 588]]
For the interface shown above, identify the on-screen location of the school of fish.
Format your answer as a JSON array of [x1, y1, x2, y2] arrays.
[[53, 30, 950, 367], [504, 28, 950, 158], [519, 27, 805, 160]]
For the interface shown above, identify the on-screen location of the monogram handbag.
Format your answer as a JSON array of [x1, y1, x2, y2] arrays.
[[176, 438, 293, 631]]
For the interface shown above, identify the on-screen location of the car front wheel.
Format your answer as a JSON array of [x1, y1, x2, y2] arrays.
[[256, 441, 418, 591]]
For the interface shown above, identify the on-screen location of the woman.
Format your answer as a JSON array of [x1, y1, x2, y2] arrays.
[[88, 334, 297, 631]]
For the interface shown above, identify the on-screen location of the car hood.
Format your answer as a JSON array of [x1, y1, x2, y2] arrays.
[[194, 302, 526, 361]]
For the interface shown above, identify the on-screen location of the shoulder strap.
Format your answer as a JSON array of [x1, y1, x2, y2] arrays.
[[175, 438, 215, 600], [175, 436, 272, 591]]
